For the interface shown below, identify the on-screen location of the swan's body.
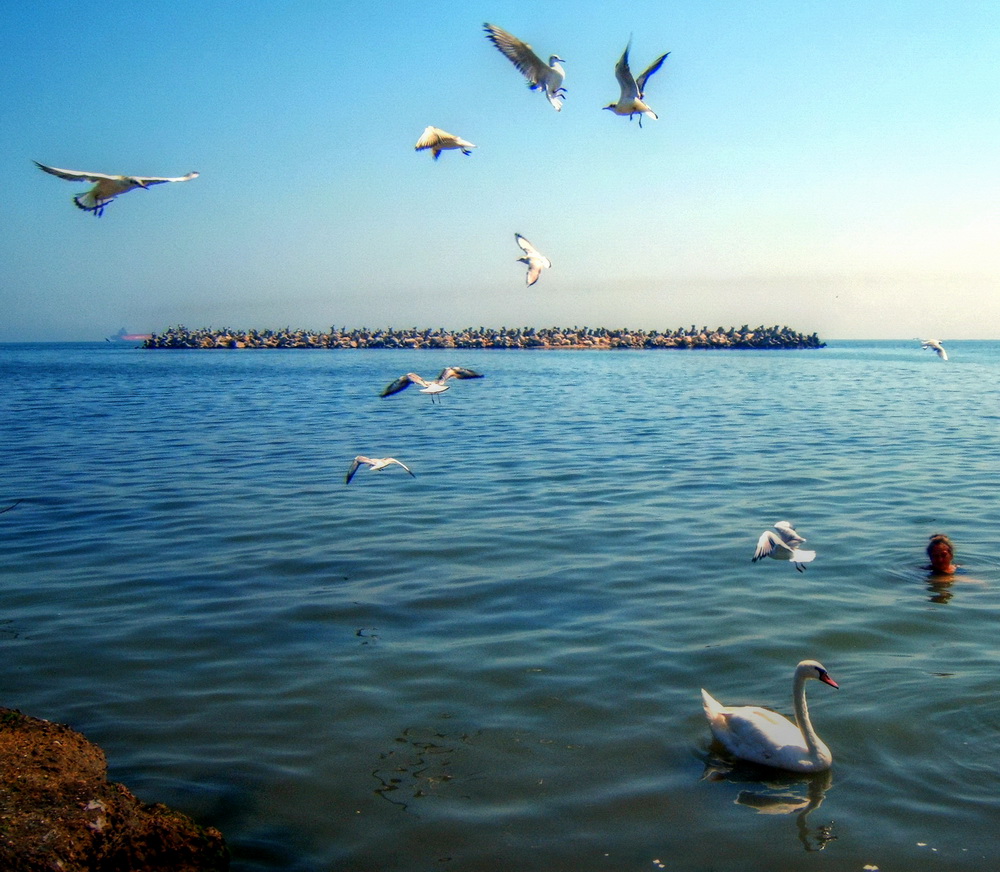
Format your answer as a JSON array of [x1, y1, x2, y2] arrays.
[[35, 161, 198, 216], [345, 456, 414, 485], [514, 233, 551, 286], [603, 43, 669, 126], [752, 521, 816, 572], [414, 127, 477, 160], [484, 23, 566, 111], [380, 367, 484, 402], [702, 660, 839, 773], [921, 339, 948, 361]]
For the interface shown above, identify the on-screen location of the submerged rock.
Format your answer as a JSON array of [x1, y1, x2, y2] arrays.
[[0, 708, 228, 871]]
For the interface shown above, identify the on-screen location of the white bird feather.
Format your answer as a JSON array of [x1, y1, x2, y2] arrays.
[[35, 161, 198, 216]]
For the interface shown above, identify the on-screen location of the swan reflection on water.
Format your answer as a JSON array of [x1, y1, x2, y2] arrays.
[[701, 757, 835, 852]]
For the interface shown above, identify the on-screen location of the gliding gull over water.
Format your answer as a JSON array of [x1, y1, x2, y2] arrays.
[[345, 456, 415, 485], [603, 42, 669, 126], [34, 161, 199, 216], [380, 367, 484, 402], [752, 521, 816, 572], [921, 339, 948, 361], [514, 233, 551, 286], [483, 23, 566, 112]]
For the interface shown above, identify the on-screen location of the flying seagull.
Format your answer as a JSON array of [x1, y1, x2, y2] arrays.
[[603, 42, 669, 126], [34, 161, 199, 217], [514, 233, 551, 287], [483, 23, 566, 112], [345, 456, 415, 485], [414, 127, 477, 160], [920, 339, 948, 361], [380, 367, 484, 402], [752, 521, 816, 572]]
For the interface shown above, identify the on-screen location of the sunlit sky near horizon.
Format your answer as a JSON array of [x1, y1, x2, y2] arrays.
[[3, 0, 999, 341]]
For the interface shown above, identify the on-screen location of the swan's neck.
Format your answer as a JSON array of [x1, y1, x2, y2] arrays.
[[792, 673, 824, 759]]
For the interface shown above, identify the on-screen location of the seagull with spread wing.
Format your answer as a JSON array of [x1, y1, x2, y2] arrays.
[[920, 339, 948, 361], [752, 521, 817, 572], [414, 127, 477, 160], [34, 161, 199, 216], [483, 23, 566, 111], [345, 456, 415, 485], [514, 233, 551, 287], [603, 42, 669, 126], [380, 367, 484, 402]]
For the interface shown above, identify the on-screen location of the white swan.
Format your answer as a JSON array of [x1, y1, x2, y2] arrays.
[[701, 660, 839, 773]]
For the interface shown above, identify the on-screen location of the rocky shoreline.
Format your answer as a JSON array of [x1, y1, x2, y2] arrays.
[[0, 708, 228, 871], [143, 324, 825, 350]]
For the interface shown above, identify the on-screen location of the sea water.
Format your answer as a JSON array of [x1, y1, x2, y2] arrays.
[[2, 340, 999, 871]]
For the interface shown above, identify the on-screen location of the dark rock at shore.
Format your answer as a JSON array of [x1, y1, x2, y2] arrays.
[[0, 708, 228, 871]]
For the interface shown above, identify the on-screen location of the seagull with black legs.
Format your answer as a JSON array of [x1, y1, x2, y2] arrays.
[[414, 127, 477, 160], [752, 521, 816, 572], [34, 161, 199, 216], [515, 233, 551, 286], [483, 23, 566, 111], [920, 339, 948, 361], [380, 367, 484, 402], [345, 456, 415, 485], [603, 41, 669, 126]]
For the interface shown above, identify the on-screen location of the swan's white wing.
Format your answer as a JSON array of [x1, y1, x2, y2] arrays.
[[483, 24, 548, 86], [635, 52, 669, 97], [34, 162, 122, 183], [713, 705, 809, 765], [753, 530, 790, 561]]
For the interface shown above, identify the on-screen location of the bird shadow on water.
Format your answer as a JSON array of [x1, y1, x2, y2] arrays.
[[699, 750, 836, 853]]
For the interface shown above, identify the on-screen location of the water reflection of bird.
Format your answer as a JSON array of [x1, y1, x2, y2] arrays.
[[603, 42, 669, 126], [484, 23, 566, 112], [701, 660, 840, 773], [752, 521, 816, 571], [920, 339, 948, 360], [380, 367, 484, 402], [34, 161, 198, 216], [345, 456, 414, 485]]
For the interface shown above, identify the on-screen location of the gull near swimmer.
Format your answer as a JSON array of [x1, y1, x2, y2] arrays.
[[752, 521, 816, 572]]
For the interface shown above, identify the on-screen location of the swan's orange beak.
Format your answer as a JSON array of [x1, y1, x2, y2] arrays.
[[820, 673, 839, 689]]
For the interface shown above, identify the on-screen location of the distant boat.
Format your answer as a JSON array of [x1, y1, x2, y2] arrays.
[[106, 328, 152, 343]]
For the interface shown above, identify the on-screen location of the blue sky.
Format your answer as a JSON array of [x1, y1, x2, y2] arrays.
[[3, 0, 999, 340]]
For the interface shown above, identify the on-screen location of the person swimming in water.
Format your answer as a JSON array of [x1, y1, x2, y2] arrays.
[[926, 533, 957, 575]]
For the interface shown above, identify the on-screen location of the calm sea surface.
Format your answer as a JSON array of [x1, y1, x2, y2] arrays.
[[2, 340, 1000, 871]]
